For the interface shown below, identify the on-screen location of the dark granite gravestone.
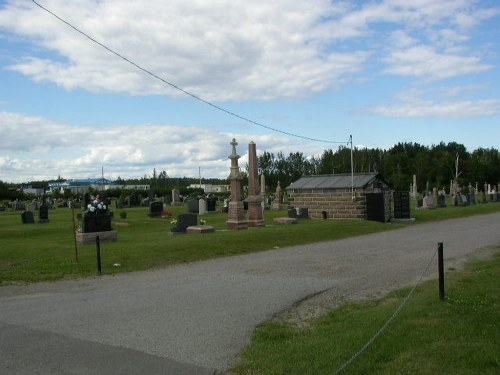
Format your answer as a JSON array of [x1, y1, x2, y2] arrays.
[[148, 190, 155, 201], [125, 192, 140, 207], [297, 208, 309, 219], [149, 201, 163, 217], [21, 211, 35, 224], [39, 203, 49, 223], [116, 199, 124, 209], [173, 213, 198, 233], [394, 191, 411, 218], [82, 211, 112, 233], [187, 199, 199, 213], [206, 197, 217, 212], [288, 208, 298, 218], [437, 194, 446, 208]]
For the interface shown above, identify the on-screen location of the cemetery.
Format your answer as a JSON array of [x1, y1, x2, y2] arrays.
[[1, 139, 499, 284]]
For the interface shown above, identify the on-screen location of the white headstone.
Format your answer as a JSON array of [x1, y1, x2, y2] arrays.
[[199, 198, 206, 215], [422, 195, 434, 209]]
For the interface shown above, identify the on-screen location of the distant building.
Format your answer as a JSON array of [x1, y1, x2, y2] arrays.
[[114, 184, 150, 191], [188, 184, 229, 193], [48, 178, 115, 194]]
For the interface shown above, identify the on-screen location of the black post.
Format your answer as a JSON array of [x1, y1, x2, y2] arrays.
[[438, 242, 445, 300], [71, 207, 78, 263], [96, 235, 102, 275]]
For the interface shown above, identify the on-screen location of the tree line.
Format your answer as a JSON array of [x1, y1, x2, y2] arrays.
[[1, 141, 499, 200], [257, 142, 499, 192]]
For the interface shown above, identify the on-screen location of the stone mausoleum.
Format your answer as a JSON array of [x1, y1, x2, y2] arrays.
[[287, 172, 393, 222]]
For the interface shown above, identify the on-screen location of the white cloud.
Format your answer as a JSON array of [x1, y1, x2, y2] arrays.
[[2, 0, 495, 101], [0, 111, 322, 182], [0, 0, 368, 101], [367, 99, 500, 118], [383, 45, 491, 80]]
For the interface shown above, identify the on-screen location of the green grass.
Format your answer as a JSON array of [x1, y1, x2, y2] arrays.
[[0, 200, 499, 284], [230, 250, 500, 375]]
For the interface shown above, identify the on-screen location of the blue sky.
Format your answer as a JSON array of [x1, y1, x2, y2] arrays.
[[1, 0, 499, 183]]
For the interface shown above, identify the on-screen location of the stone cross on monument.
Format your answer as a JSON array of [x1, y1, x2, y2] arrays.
[[226, 138, 248, 230]]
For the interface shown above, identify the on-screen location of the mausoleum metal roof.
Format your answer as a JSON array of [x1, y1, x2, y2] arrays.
[[287, 172, 389, 190]]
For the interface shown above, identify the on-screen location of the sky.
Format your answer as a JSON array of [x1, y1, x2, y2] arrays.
[[0, 0, 499, 183]]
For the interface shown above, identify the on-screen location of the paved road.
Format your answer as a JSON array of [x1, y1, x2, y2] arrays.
[[1, 212, 499, 374]]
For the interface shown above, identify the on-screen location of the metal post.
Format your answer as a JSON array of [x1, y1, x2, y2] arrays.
[[71, 206, 78, 263], [96, 235, 102, 275], [438, 242, 445, 300]]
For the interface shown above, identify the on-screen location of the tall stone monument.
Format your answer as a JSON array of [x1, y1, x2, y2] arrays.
[[226, 138, 248, 230], [246, 141, 265, 227]]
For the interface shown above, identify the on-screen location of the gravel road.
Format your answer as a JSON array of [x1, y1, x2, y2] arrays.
[[1, 212, 499, 374]]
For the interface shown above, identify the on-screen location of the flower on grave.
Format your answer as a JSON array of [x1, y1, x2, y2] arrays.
[[200, 219, 206, 225], [170, 219, 177, 226], [86, 199, 108, 215]]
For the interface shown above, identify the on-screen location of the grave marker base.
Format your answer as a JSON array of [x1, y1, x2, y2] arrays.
[[76, 230, 117, 245]]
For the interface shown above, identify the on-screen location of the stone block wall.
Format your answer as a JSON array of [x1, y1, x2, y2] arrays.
[[288, 188, 393, 220], [288, 188, 367, 219]]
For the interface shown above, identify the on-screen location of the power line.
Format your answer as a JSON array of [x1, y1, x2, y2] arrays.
[[31, 0, 349, 146]]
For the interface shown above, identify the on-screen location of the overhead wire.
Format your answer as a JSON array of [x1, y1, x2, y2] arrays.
[[31, 0, 349, 146]]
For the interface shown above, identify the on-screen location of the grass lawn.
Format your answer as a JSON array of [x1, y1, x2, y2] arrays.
[[230, 250, 500, 375], [0, 200, 499, 284]]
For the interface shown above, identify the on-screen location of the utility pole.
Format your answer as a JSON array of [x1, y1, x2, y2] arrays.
[[350, 135, 354, 200]]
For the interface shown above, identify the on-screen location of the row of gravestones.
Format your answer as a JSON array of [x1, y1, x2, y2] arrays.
[[186, 198, 218, 214], [416, 192, 497, 208], [20, 204, 50, 224]]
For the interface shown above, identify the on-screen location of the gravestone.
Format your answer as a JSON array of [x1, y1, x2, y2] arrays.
[[226, 138, 247, 230], [187, 199, 199, 213], [393, 191, 411, 219], [422, 195, 434, 209], [288, 208, 298, 218], [437, 194, 446, 208], [246, 141, 265, 227], [173, 213, 198, 233], [272, 181, 284, 210], [149, 201, 163, 217], [125, 192, 140, 207], [39, 203, 49, 223], [172, 189, 180, 205], [297, 207, 309, 219], [116, 199, 124, 209], [21, 211, 35, 224], [206, 197, 217, 212], [82, 211, 112, 233], [199, 198, 206, 215]]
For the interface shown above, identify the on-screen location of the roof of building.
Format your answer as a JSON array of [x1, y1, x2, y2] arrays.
[[286, 172, 390, 190]]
